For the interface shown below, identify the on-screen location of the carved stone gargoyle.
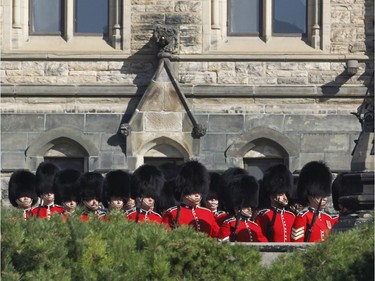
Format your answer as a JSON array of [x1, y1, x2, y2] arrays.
[[152, 24, 179, 55]]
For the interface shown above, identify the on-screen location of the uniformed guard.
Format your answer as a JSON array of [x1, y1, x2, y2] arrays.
[[202, 172, 228, 227], [30, 162, 64, 219], [103, 170, 131, 214], [291, 161, 337, 242], [126, 164, 164, 223], [8, 169, 38, 221], [218, 174, 268, 242], [53, 169, 82, 219], [220, 167, 248, 212], [255, 164, 296, 242], [162, 160, 220, 238], [79, 172, 107, 221]]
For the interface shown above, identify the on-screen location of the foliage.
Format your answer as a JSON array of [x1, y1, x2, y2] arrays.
[[1, 207, 373, 281]]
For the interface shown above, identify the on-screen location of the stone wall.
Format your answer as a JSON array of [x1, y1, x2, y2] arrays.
[[0, 0, 373, 208]]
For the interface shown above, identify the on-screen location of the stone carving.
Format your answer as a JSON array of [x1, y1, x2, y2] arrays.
[[119, 123, 131, 136], [192, 124, 207, 139], [153, 25, 178, 54]]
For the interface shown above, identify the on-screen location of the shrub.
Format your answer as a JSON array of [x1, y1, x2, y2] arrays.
[[1, 208, 373, 281]]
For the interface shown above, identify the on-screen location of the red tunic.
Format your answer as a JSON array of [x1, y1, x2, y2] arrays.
[[80, 209, 107, 221], [30, 204, 64, 219], [162, 203, 220, 238], [126, 208, 162, 223], [255, 208, 295, 242], [291, 207, 337, 242], [219, 216, 268, 242], [213, 210, 229, 227]]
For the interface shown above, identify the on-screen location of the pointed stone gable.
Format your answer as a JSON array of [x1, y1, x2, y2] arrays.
[[125, 58, 204, 170]]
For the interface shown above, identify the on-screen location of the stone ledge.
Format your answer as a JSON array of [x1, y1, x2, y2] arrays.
[[1, 84, 368, 98], [1, 53, 370, 62]]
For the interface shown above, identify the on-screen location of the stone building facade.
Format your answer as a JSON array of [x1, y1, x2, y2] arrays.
[[1, 0, 373, 206]]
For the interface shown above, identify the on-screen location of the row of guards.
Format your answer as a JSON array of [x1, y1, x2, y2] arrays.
[[8, 159, 339, 243]]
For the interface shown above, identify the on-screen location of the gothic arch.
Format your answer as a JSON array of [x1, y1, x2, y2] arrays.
[[141, 136, 189, 157], [25, 127, 99, 170], [225, 127, 299, 169]]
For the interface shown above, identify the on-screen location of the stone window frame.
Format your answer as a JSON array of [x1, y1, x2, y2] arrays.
[[4, 0, 131, 52], [25, 127, 99, 172], [204, 0, 330, 53], [225, 127, 299, 171]]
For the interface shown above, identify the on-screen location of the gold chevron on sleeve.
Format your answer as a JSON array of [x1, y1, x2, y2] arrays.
[[291, 227, 305, 240]]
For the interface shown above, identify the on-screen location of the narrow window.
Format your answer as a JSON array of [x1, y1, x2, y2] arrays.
[[228, 0, 260, 36], [30, 0, 63, 35], [44, 157, 86, 173], [75, 0, 109, 36], [244, 158, 285, 181], [272, 0, 307, 35]]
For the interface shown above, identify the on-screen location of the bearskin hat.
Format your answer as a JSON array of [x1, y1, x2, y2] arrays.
[[175, 160, 209, 196], [53, 169, 82, 205], [229, 174, 259, 210], [262, 164, 293, 197], [297, 161, 332, 204], [8, 169, 38, 207], [79, 172, 105, 202], [206, 172, 223, 200], [35, 162, 60, 196], [104, 170, 131, 200], [131, 164, 164, 199], [220, 167, 248, 211]]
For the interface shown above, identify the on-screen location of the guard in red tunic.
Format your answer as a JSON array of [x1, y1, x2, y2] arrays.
[[219, 174, 268, 242], [162, 161, 220, 238], [202, 172, 228, 227], [103, 170, 131, 216], [126, 164, 164, 224], [30, 162, 64, 219], [255, 164, 296, 242], [79, 172, 107, 221], [53, 169, 82, 221], [8, 169, 39, 221], [291, 161, 336, 242]]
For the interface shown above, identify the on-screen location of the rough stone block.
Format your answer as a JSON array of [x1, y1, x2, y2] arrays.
[[1, 114, 45, 132], [144, 112, 182, 132], [245, 115, 284, 132], [209, 115, 243, 133], [99, 151, 113, 170], [1, 152, 26, 170], [284, 115, 361, 132], [46, 114, 84, 130], [85, 114, 122, 133], [325, 153, 352, 171], [202, 133, 227, 152], [1, 133, 28, 151], [301, 134, 350, 153]]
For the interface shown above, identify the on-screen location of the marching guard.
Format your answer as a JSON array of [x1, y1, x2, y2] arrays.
[[255, 164, 296, 242], [30, 162, 64, 219], [126, 164, 164, 223], [291, 161, 337, 242], [8, 169, 39, 221], [218, 174, 268, 242], [162, 161, 220, 238]]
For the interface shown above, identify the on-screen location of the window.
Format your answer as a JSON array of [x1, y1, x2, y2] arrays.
[[206, 0, 328, 52], [30, 0, 108, 38], [228, 0, 260, 36], [272, 0, 306, 36], [228, 0, 306, 37], [75, 0, 108, 36], [30, 0, 63, 35]]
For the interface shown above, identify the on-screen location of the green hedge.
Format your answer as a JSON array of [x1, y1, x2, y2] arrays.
[[1, 208, 373, 281]]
